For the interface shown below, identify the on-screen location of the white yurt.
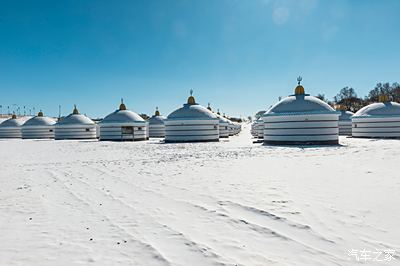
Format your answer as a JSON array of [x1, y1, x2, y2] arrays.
[[99, 100, 148, 141], [255, 117, 264, 139], [337, 106, 354, 136], [352, 95, 400, 138], [207, 105, 229, 138], [148, 107, 166, 138], [251, 121, 257, 137], [165, 91, 219, 143], [22, 111, 56, 139], [263, 77, 340, 145], [55, 105, 97, 140], [0, 114, 23, 138]]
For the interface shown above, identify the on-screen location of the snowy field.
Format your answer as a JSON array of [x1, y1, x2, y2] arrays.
[[0, 124, 399, 266]]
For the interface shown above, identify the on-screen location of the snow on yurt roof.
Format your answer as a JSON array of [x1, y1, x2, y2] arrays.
[[353, 95, 400, 117], [148, 107, 165, 125], [167, 91, 218, 120], [336, 106, 354, 121], [101, 100, 145, 124], [207, 104, 230, 124], [0, 114, 24, 127], [56, 105, 95, 125], [265, 77, 336, 116], [23, 111, 56, 126]]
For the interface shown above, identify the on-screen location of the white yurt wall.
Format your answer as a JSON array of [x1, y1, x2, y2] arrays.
[[165, 91, 219, 143], [263, 78, 339, 145], [22, 111, 55, 139], [352, 95, 400, 138], [55, 105, 97, 140], [99, 100, 147, 141], [148, 107, 166, 138], [0, 114, 23, 138]]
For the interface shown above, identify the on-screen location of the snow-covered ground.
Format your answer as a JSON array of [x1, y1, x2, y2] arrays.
[[0, 124, 399, 266]]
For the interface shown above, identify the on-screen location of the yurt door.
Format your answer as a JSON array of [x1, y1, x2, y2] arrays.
[[121, 126, 134, 140]]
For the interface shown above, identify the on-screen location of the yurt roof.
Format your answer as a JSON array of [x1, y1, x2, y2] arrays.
[[167, 92, 218, 120], [0, 116, 24, 127], [149, 115, 165, 125], [101, 101, 145, 124], [56, 106, 95, 125], [216, 113, 230, 124], [23, 112, 56, 126], [207, 105, 230, 124], [265, 77, 336, 116], [353, 101, 400, 117], [148, 107, 165, 125], [338, 110, 354, 121]]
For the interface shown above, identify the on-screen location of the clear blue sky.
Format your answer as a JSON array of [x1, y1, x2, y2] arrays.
[[1, 0, 399, 118]]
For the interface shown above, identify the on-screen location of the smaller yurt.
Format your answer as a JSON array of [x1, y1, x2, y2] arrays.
[[251, 122, 257, 137], [100, 100, 148, 141], [352, 95, 400, 138], [0, 114, 23, 138], [55, 105, 97, 140], [228, 120, 235, 136], [148, 107, 166, 138], [165, 91, 219, 143], [22, 111, 56, 139], [255, 117, 264, 139], [207, 105, 229, 138], [336, 106, 354, 136], [263, 77, 339, 145]]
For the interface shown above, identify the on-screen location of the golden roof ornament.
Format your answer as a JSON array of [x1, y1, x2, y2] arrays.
[[187, 89, 196, 105], [38, 110, 44, 117], [295, 76, 305, 95], [72, 104, 79, 115], [11, 113, 16, 119], [155, 106, 160, 116], [379, 95, 389, 103], [119, 98, 127, 111]]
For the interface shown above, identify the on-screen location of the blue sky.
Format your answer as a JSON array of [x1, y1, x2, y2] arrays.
[[0, 0, 399, 118]]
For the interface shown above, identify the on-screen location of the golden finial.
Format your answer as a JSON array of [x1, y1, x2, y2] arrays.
[[294, 76, 305, 95], [379, 95, 389, 103], [38, 110, 44, 117], [119, 98, 127, 110], [11, 112, 16, 119], [72, 104, 79, 114], [155, 106, 160, 116], [187, 89, 196, 105]]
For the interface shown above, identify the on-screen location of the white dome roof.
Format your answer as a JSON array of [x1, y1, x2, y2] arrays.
[[167, 103, 218, 120], [216, 113, 230, 124], [23, 115, 55, 127], [266, 94, 335, 116], [148, 107, 165, 125], [353, 102, 400, 117], [0, 117, 24, 127], [338, 110, 354, 121], [149, 115, 165, 125], [101, 109, 145, 124], [57, 114, 94, 125]]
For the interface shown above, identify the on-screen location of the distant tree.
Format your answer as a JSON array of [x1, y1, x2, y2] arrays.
[[366, 82, 400, 103], [140, 113, 149, 120], [316, 93, 326, 102], [392, 82, 400, 102], [333, 87, 363, 112]]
